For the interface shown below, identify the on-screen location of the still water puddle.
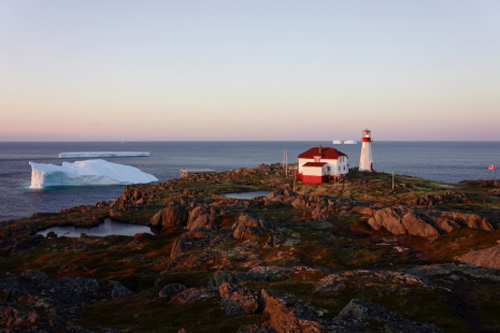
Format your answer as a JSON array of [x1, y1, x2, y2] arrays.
[[222, 190, 271, 200], [37, 218, 153, 238]]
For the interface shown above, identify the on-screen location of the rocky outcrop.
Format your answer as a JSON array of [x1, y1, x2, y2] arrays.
[[444, 212, 494, 231], [186, 204, 219, 231], [10, 234, 47, 253], [170, 229, 228, 258], [108, 279, 135, 298], [158, 283, 186, 300], [368, 206, 439, 238], [261, 289, 322, 333], [0, 270, 133, 306], [455, 244, 500, 269], [149, 204, 188, 230], [315, 270, 428, 295], [406, 263, 500, 282], [0, 304, 39, 331], [265, 190, 356, 220], [334, 298, 443, 333], [366, 205, 494, 237], [218, 282, 258, 315], [232, 214, 278, 242], [170, 287, 218, 304], [232, 214, 266, 241], [170, 236, 209, 258], [408, 191, 469, 206], [111, 186, 154, 208]]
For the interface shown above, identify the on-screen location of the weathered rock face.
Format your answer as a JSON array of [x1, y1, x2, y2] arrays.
[[261, 289, 322, 333], [368, 206, 439, 238], [455, 244, 500, 269], [149, 204, 188, 230], [232, 214, 277, 242], [218, 282, 258, 315], [445, 212, 494, 231], [186, 205, 219, 231], [367, 205, 494, 237], [232, 214, 266, 241]]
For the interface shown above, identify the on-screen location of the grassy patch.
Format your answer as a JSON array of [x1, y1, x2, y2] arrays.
[[78, 297, 265, 332]]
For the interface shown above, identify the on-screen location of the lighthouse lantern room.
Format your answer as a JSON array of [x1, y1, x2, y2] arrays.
[[359, 129, 374, 172]]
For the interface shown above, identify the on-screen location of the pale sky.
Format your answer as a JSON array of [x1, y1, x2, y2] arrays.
[[1, 1, 499, 141]]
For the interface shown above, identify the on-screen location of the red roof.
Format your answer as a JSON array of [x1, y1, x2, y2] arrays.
[[302, 162, 326, 167], [298, 147, 347, 160]]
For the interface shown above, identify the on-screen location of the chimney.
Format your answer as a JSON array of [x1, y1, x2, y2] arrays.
[[319, 145, 322, 154]]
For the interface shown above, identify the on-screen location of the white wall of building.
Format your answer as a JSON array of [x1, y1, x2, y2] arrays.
[[302, 165, 325, 176], [299, 157, 349, 176]]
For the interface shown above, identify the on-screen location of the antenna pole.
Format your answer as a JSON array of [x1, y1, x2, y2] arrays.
[[285, 148, 288, 177]]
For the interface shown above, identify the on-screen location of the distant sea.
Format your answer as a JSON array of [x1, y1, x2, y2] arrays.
[[1, 141, 499, 222]]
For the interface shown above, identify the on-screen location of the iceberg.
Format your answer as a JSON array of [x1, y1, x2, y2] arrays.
[[59, 151, 150, 158], [29, 159, 158, 189]]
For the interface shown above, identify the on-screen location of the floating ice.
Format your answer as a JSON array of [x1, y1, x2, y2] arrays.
[[29, 159, 158, 189], [59, 151, 150, 158]]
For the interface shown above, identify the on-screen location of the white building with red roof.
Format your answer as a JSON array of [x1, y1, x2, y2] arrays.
[[297, 146, 349, 183]]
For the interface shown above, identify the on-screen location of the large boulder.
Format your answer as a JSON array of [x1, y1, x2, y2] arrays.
[[232, 214, 276, 242], [149, 204, 188, 230], [219, 282, 259, 315], [368, 206, 439, 238], [186, 205, 218, 231]]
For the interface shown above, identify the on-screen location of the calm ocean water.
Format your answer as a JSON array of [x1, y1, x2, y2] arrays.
[[1, 141, 499, 222]]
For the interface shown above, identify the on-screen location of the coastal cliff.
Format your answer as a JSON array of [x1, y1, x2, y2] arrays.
[[1, 164, 500, 332]]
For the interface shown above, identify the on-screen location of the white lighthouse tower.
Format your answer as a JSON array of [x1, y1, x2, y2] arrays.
[[359, 129, 374, 172]]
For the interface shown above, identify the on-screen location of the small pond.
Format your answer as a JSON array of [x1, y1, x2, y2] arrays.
[[222, 190, 272, 200], [37, 218, 153, 238]]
